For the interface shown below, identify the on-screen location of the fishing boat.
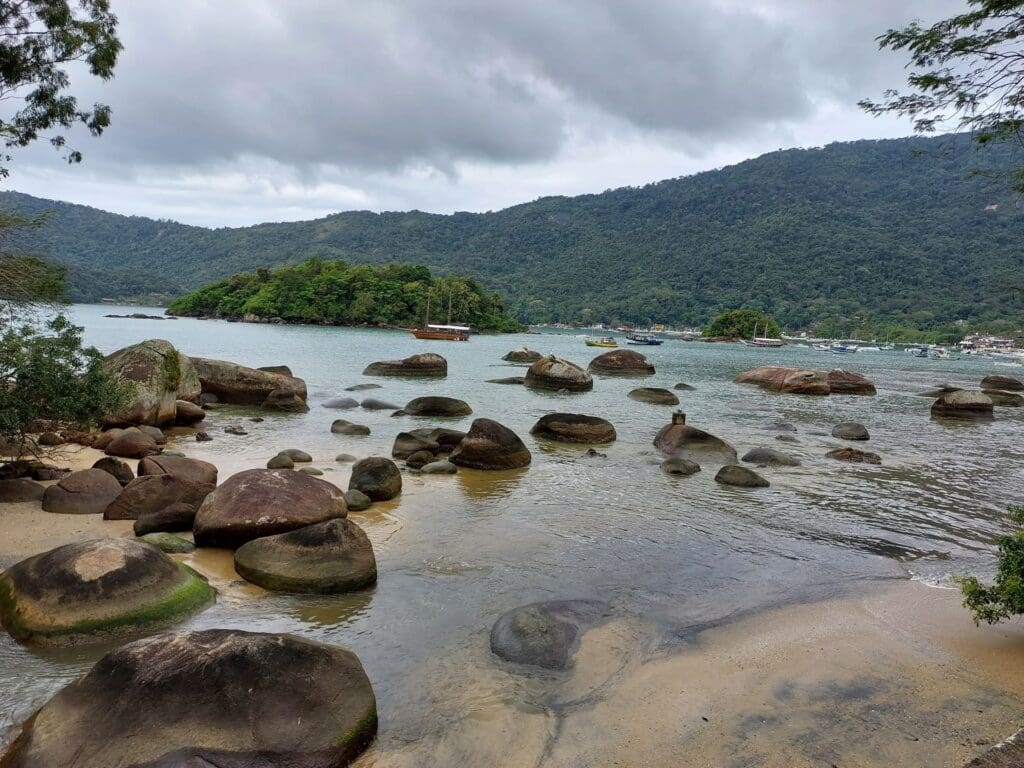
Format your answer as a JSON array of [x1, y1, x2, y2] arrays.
[[740, 322, 785, 348], [410, 291, 471, 341], [626, 333, 664, 346], [831, 343, 858, 354], [585, 336, 618, 348]]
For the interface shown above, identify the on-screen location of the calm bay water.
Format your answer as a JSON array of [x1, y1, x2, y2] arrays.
[[2, 304, 1023, 756]]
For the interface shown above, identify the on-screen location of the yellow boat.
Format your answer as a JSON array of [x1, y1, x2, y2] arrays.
[[585, 336, 618, 348]]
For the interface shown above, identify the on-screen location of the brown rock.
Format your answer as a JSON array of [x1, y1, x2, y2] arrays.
[[588, 349, 655, 376], [41, 469, 124, 515], [191, 356, 308, 404], [91, 457, 135, 486], [0, 479, 45, 503], [734, 366, 831, 395], [348, 457, 403, 501], [981, 374, 1024, 392], [105, 430, 160, 459], [524, 356, 593, 392], [175, 400, 206, 424], [826, 448, 882, 464], [530, 413, 617, 443], [826, 369, 877, 395], [931, 390, 994, 420], [502, 348, 543, 363], [103, 475, 215, 521], [362, 352, 447, 377], [263, 388, 310, 412], [101, 340, 200, 426], [654, 414, 737, 464], [138, 455, 218, 486], [450, 418, 531, 470]]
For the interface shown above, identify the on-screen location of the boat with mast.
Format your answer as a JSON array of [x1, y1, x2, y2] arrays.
[[411, 289, 471, 341], [740, 321, 785, 348]]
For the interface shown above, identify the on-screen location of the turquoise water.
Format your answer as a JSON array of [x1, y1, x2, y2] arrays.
[[2, 304, 1022, 757]]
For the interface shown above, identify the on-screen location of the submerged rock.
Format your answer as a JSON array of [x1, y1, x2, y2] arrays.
[[191, 356, 308, 404], [0, 538, 213, 645], [344, 383, 383, 391], [831, 422, 870, 441], [715, 464, 770, 488], [674, 382, 695, 391], [487, 376, 526, 385], [323, 397, 360, 409], [403, 396, 473, 417], [451, 418, 532, 470], [235, 518, 377, 593], [524, 355, 593, 392], [826, 447, 882, 464], [0, 629, 376, 768], [348, 457, 402, 501], [42, 469, 123, 515], [588, 348, 655, 376], [530, 413, 617, 443], [490, 600, 609, 670], [981, 374, 1024, 392], [628, 387, 680, 405], [661, 457, 701, 476], [741, 448, 800, 467], [363, 352, 447, 377], [931, 389, 994, 420]]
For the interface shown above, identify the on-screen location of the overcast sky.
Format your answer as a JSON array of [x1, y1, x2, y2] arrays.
[[3, 0, 962, 227]]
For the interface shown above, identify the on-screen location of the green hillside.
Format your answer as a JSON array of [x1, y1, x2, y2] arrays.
[[3, 134, 1023, 336]]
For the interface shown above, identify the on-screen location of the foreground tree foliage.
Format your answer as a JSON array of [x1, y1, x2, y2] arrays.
[[956, 506, 1024, 625], [167, 259, 525, 332], [0, 0, 121, 176], [704, 309, 781, 339]]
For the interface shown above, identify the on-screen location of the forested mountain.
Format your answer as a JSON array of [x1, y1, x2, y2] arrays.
[[3, 134, 1023, 336]]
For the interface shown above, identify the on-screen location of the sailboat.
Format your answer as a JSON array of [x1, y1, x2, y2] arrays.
[[740, 321, 785, 348], [411, 289, 471, 341]]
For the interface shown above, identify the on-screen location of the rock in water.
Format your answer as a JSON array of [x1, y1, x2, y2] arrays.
[[344, 489, 372, 511], [734, 366, 830, 395], [715, 464, 770, 488], [331, 419, 371, 436], [138, 532, 195, 554], [348, 458, 402, 501], [101, 340, 201, 426], [490, 600, 609, 670], [267, 453, 294, 469], [41, 469, 123, 515], [530, 413, 617, 443], [392, 431, 440, 459], [420, 460, 458, 475], [0, 629, 377, 767], [91, 456, 135, 486], [191, 356, 308, 404], [403, 396, 473, 417], [263, 388, 309, 412], [931, 390, 994, 420], [450, 418, 532, 470], [661, 457, 701, 476], [826, 447, 882, 464], [234, 518, 377, 593], [323, 397, 360, 409], [524, 355, 593, 392], [487, 376, 526, 385], [740, 448, 800, 467], [502, 348, 543, 363], [983, 389, 1024, 407], [138, 455, 218, 486], [588, 348, 655, 376], [174, 399, 205, 424], [831, 422, 870, 441], [408, 427, 466, 452], [0, 538, 213, 645], [654, 415, 737, 465], [104, 475, 215, 521], [104, 429, 160, 459], [981, 374, 1024, 392], [361, 397, 402, 410], [363, 352, 447, 377], [628, 387, 680, 405], [279, 448, 312, 463], [345, 383, 383, 391], [193, 469, 348, 549], [674, 382, 695, 391], [826, 369, 877, 395]]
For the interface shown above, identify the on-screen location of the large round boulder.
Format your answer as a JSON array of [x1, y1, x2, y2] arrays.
[[91, 456, 134, 486], [193, 469, 347, 549], [734, 366, 830, 395], [525, 355, 593, 392], [0, 629, 376, 767], [190, 356, 308, 404], [138, 455, 218, 486], [981, 374, 1024, 392], [831, 422, 870, 441], [101, 340, 200, 426], [628, 387, 680, 405], [331, 418, 371, 435], [654, 414, 737, 464], [588, 349, 655, 376], [826, 369, 877, 396], [235, 518, 377, 593], [530, 413, 617, 443], [174, 399, 205, 424], [41, 468, 123, 515], [403, 396, 472, 417], [104, 429, 160, 459], [363, 352, 447, 377], [104, 475, 215, 521], [715, 464, 770, 488], [0, 538, 213, 645], [348, 457, 402, 501], [490, 600, 608, 670], [931, 390, 994, 420], [503, 348, 542, 363], [451, 418, 532, 470]]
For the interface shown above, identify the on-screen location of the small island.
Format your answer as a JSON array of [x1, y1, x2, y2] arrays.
[[167, 259, 524, 332]]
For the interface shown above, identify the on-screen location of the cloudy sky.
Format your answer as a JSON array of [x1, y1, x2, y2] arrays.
[[4, 0, 962, 227]]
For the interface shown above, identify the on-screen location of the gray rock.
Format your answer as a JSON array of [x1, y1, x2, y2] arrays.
[[331, 419, 371, 436], [392, 431, 440, 459], [486, 376, 526, 385], [420, 460, 458, 475], [403, 396, 472, 417], [322, 397, 360, 409], [267, 454, 294, 469], [344, 489, 372, 511], [405, 450, 435, 469], [661, 458, 700, 476], [344, 383, 382, 391], [360, 398, 401, 410], [298, 467, 324, 476], [741, 448, 800, 467], [831, 422, 870, 441], [673, 382, 695, 391], [224, 425, 248, 435], [335, 453, 358, 463], [279, 449, 312, 463], [628, 387, 680, 405], [715, 464, 770, 488], [349, 457, 402, 501], [490, 600, 609, 670]]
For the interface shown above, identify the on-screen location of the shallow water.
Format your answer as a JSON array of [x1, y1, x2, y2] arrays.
[[2, 305, 1023, 757]]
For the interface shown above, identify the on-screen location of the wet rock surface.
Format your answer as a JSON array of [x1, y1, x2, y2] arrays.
[[588, 348, 655, 376], [363, 352, 447, 377], [715, 464, 770, 488], [348, 457, 402, 501], [451, 418, 531, 470], [530, 413, 617, 444], [490, 600, 609, 670], [525, 355, 594, 392]]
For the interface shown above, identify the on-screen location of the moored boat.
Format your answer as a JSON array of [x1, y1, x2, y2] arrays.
[[412, 323, 471, 341], [626, 333, 664, 346], [831, 343, 857, 354], [585, 336, 619, 348]]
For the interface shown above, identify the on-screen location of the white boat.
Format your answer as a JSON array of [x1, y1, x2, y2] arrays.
[[857, 344, 881, 352], [831, 343, 858, 354], [740, 321, 785, 348], [813, 343, 831, 352], [880, 343, 895, 351]]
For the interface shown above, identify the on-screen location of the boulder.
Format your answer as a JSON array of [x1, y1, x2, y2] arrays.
[[661, 457, 701, 476], [235, 518, 377, 594], [267, 453, 294, 469], [421, 460, 458, 475], [0, 538, 213, 645], [137, 424, 168, 444], [345, 383, 382, 391], [174, 400, 205, 424], [37, 431, 63, 446], [258, 364, 293, 376], [361, 397, 402, 410], [741, 448, 800, 467], [263, 388, 309, 413], [348, 457, 402, 501], [734, 366, 831, 395], [403, 396, 473, 417], [490, 600, 609, 670], [138, 533, 195, 554], [628, 387, 680, 405], [91, 428, 124, 450], [674, 382, 695, 391], [525, 355, 593, 392], [831, 422, 870, 441], [298, 467, 323, 476], [654, 414, 737, 464], [92, 457, 134, 486], [101, 340, 201, 426], [408, 427, 466, 452], [191, 356, 308, 405], [981, 374, 1024, 392], [133, 503, 198, 536], [0, 629, 376, 768], [588, 349, 655, 376], [193, 469, 347, 549], [405, 450, 435, 469], [715, 464, 770, 488], [336, 453, 358, 463], [503, 348, 543, 363], [826, 448, 882, 464], [826, 369, 877, 396], [322, 397, 360, 409], [0, 479, 45, 503], [931, 390, 994, 420], [103, 475, 215, 521], [138, 455, 218, 486], [41, 469, 123, 515], [487, 376, 526, 385], [344, 489, 372, 511], [983, 389, 1024, 407], [451, 418, 532, 470], [331, 419, 371, 436], [363, 352, 447, 377], [530, 413, 617, 444], [392, 431, 440, 459], [279, 448, 312, 463], [105, 429, 160, 459]]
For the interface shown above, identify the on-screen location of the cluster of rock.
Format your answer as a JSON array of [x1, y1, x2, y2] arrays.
[[392, 427, 465, 473], [734, 366, 876, 396], [923, 375, 1023, 420]]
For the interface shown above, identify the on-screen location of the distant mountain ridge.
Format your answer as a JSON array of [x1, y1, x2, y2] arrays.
[[2, 133, 1023, 334]]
